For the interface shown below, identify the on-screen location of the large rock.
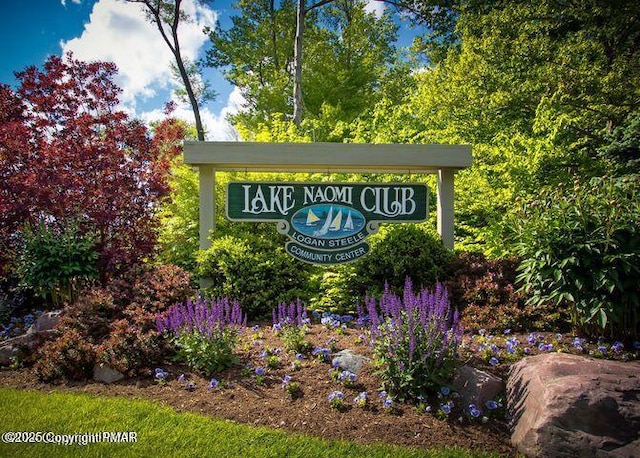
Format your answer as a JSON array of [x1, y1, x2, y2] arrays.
[[0, 342, 22, 366], [507, 353, 640, 458], [331, 349, 369, 374], [0, 332, 51, 365], [453, 365, 505, 408]]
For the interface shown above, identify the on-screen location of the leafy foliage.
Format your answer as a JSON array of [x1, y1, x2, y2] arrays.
[[196, 234, 312, 319], [352, 225, 453, 298], [308, 266, 359, 315], [34, 264, 193, 381], [97, 318, 166, 377], [346, 0, 640, 254], [0, 54, 182, 281], [33, 328, 96, 383], [444, 252, 566, 333], [514, 176, 640, 338], [16, 217, 98, 308], [207, 0, 404, 134], [364, 279, 462, 402], [598, 110, 640, 174], [157, 297, 246, 375], [157, 162, 201, 272]]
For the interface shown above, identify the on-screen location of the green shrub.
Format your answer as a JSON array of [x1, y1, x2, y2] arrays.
[[108, 264, 195, 314], [96, 265, 194, 376], [96, 317, 167, 377], [156, 163, 200, 272], [308, 267, 359, 315], [514, 176, 640, 339], [196, 234, 312, 319], [352, 225, 453, 298], [57, 288, 119, 342], [17, 218, 98, 308]]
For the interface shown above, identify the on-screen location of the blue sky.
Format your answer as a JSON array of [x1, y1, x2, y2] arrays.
[[2, 0, 421, 140]]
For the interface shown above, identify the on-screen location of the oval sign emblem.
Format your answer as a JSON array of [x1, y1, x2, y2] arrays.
[[292, 204, 365, 239]]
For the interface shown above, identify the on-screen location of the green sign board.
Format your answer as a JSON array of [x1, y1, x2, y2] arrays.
[[227, 182, 428, 265]]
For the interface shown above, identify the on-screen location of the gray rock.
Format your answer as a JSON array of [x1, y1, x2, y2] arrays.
[[453, 365, 505, 408], [331, 349, 370, 374], [27, 310, 62, 334], [507, 353, 640, 458], [0, 334, 32, 365], [93, 363, 125, 384], [1, 332, 59, 366], [0, 344, 22, 366]]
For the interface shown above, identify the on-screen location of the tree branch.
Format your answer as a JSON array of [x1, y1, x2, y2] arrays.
[[306, 0, 335, 13]]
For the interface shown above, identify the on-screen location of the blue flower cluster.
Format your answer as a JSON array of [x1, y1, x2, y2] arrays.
[[1, 311, 43, 340], [328, 390, 345, 409], [467, 403, 482, 418], [337, 370, 357, 387], [154, 367, 169, 382], [378, 391, 394, 410], [354, 391, 368, 408], [312, 346, 331, 361], [317, 312, 352, 332]]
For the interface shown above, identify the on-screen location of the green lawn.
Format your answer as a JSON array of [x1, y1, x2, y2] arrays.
[[0, 388, 502, 458]]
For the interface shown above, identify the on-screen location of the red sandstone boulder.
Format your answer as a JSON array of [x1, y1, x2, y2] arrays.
[[453, 365, 505, 408], [507, 353, 640, 458]]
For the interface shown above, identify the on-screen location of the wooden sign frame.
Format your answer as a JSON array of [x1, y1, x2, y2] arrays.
[[183, 141, 472, 253]]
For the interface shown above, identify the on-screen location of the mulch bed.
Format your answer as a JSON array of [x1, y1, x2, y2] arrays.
[[0, 325, 516, 456]]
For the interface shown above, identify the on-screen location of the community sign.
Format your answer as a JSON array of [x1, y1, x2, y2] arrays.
[[227, 182, 428, 265]]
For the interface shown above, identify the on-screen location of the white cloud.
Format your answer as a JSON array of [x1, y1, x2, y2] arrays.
[[61, 0, 82, 6], [60, 0, 245, 141], [61, 0, 217, 110], [141, 86, 245, 141], [364, 0, 386, 18]]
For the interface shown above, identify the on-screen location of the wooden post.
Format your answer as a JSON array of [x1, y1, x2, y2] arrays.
[[437, 168, 455, 249], [185, 142, 472, 261], [198, 165, 215, 250]]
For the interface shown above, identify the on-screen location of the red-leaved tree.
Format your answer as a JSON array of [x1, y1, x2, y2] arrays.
[[0, 53, 184, 280]]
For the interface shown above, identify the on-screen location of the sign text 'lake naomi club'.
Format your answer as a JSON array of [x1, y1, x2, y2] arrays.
[[227, 182, 428, 265]]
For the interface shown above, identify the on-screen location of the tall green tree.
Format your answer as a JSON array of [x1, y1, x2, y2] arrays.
[[207, 0, 403, 135], [304, 1, 399, 120], [207, 0, 297, 130], [349, 0, 640, 253]]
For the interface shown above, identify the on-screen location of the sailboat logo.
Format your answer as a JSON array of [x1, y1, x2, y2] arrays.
[[292, 204, 365, 239]]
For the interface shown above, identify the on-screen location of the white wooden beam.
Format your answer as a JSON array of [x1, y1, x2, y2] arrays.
[[184, 141, 471, 172]]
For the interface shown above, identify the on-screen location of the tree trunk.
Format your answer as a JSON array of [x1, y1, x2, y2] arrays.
[[132, 0, 206, 141], [293, 0, 305, 126], [172, 32, 206, 141]]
